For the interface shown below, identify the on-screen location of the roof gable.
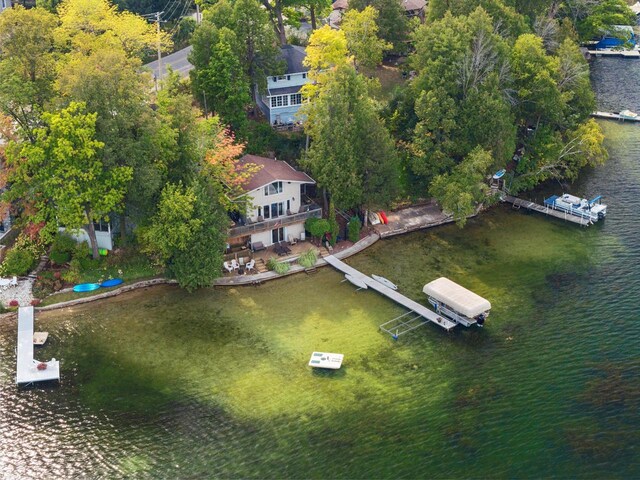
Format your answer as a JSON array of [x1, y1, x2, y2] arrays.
[[239, 154, 315, 193]]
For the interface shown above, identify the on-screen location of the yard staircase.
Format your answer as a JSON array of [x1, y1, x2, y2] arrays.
[[254, 258, 268, 274]]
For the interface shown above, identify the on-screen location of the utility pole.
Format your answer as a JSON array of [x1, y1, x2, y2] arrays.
[[155, 11, 164, 93]]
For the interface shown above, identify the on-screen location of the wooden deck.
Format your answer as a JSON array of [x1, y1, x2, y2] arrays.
[[324, 255, 457, 332], [502, 195, 592, 226]]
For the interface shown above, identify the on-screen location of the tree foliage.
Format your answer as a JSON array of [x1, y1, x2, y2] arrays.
[[301, 64, 399, 211], [349, 0, 411, 54], [0, 6, 58, 142], [342, 6, 391, 70], [4, 103, 132, 258], [141, 180, 228, 291]]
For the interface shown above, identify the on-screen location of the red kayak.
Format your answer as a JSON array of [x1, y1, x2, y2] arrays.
[[379, 211, 389, 224]]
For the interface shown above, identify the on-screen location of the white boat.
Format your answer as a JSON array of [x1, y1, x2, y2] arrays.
[[544, 193, 607, 222], [619, 109, 639, 120], [423, 277, 491, 327], [371, 274, 398, 290], [345, 273, 367, 290], [308, 352, 344, 369]]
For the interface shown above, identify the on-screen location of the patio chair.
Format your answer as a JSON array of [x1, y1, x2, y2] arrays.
[[231, 259, 240, 270], [246, 259, 255, 273], [9, 276, 17, 287], [288, 234, 297, 245], [223, 261, 234, 273]]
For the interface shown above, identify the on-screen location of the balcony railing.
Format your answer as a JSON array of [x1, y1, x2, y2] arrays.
[[228, 203, 322, 238]]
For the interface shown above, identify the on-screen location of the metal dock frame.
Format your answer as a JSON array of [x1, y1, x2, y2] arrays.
[[323, 255, 457, 334]]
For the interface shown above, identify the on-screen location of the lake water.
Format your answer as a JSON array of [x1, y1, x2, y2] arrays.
[[1, 58, 639, 478]]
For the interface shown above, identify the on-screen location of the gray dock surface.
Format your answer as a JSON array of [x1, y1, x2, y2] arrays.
[[324, 255, 456, 331], [502, 195, 591, 226]]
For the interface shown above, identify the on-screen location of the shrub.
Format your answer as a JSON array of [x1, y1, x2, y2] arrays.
[[49, 250, 71, 265], [298, 249, 317, 268], [305, 218, 330, 242], [51, 233, 76, 256], [31, 299, 41, 306], [62, 258, 81, 283], [266, 257, 291, 275], [74, 241, 92, 260], [0, 247, 38, 276], [327, 201, 339, 247], [348, 216, 362, 243]]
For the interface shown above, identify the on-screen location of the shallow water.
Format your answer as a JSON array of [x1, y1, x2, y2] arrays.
[[1, 59, 639, 478]]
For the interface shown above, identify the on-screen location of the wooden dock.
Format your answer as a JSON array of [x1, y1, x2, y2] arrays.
[[591, 111, 640, 122], [502, 195, 592, 226], [324, 255, 457, 333]]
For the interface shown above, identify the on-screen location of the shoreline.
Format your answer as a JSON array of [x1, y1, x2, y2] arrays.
[[0, 202, 462, 316]]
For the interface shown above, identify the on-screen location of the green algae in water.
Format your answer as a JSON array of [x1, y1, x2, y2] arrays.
[[2, 199, 639, 479]]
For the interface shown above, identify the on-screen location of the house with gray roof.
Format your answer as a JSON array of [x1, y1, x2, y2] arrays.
[[257, 45, 311, 128]]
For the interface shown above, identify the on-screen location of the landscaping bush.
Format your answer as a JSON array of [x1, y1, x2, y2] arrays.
[[74, 241, 92, 260], [266, 257, 291, 275], [305, 218, 330, 243], [8, 299, 19, 307], [62, 258, 81, 283], [298, 249, 317, 268], [0, 246, 38, 276], [50, 233, 76, 265], [327, 201, 339, 247], [348, 216, 362, 243]]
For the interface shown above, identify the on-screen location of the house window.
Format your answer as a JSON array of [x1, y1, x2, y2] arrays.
[[270, 96, 288, 108], [93, 220, 109, 232], [302, 73, 307, 79], [264, 181, 283, 196], [277, 75, 287, 81], [287, 75, 291, 80], [272, 227, 285, 244], [290, 93, 302, 105], [263, 204, 270, 219]]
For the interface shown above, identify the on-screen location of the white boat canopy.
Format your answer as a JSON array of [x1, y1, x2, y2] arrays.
[[423, 277, 491, 318]]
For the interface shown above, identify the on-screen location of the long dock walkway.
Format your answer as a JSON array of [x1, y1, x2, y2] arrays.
[[324, 255, 456, 332], [16, 306, 59, 385], [587, 49, 640, 58], [502, 195, 591, 226]]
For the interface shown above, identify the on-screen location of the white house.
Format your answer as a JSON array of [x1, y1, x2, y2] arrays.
[[228, 155, 321, 250], [257, 45, 311, 127], [59, 221, 113, 251], [0, 0, 11, 13]]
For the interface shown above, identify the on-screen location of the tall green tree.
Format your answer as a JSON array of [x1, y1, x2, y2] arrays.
[[141, 180, 228, 290], [4, 103, 132, 258], [349, 0, 411, 54], [0, 6, 58, 142], [430, 147, 493, 226], [301, 64, 399, 215], [342, 6, 391, 70], [575, 0, 635, 41], [190, 27, 251, 137]]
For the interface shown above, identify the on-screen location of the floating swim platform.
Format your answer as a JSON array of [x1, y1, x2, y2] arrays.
[[100, 278, 123, 288], [73, 283, 100, 293], [308, 352, 344, 370]]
